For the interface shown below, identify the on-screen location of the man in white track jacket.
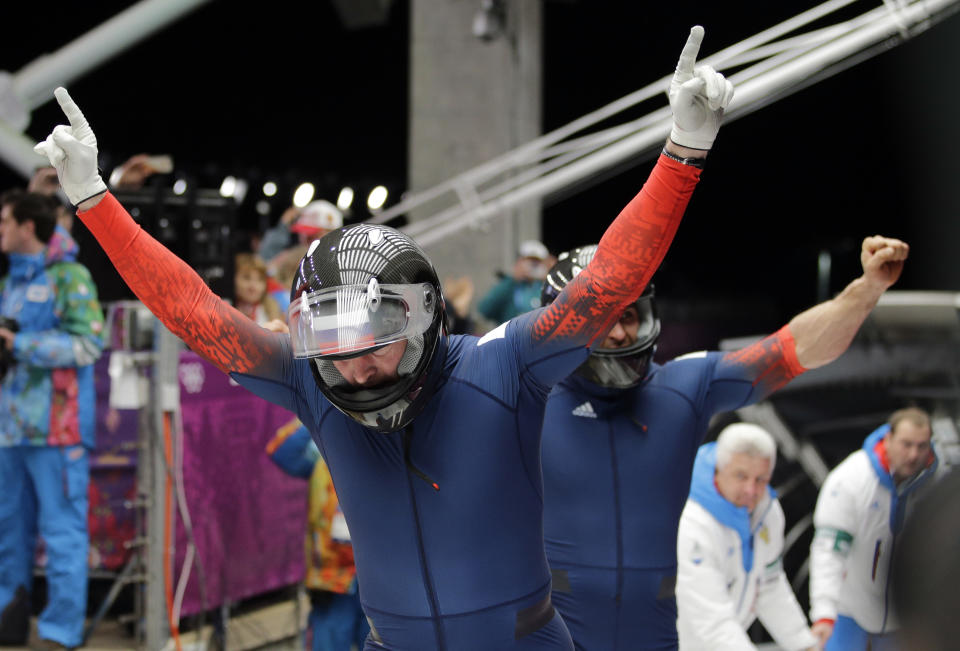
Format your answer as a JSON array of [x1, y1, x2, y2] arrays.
[[809, 407, 938, 651], [677, 423, 817, 651]]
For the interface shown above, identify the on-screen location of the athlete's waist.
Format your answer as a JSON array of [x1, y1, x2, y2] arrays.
[[545, 557, 678, 572], [362, 582, 557, 650]]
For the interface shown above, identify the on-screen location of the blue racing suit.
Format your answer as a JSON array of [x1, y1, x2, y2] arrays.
[[542, 329, 805, 650], [76, 154, 701, 650]]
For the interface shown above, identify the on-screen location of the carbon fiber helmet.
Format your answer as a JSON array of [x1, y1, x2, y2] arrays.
[[288, 224, 447, 433], [541, 245, 660, 388]]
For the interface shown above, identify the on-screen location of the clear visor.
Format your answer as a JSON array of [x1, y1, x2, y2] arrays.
[[289, 281, 436, 358], [594, 297, 658, 357]]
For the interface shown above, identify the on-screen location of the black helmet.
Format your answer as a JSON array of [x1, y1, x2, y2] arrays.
[[288, 224, 447, 433], [541, 245, 660, 388]]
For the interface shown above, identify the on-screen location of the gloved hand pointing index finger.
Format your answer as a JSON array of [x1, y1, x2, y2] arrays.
[[53, 87, 96, 146], [673, 25, 705, 84]]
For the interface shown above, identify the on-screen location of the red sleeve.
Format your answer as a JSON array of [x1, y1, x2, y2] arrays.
[[532, 154, 701, 347], [722, 324, 807, 397], [77, 192, 282, 375]]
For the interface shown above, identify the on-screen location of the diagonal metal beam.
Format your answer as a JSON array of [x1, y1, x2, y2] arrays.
[[0, 0, 212, 179], [375, 0, 960, 250]]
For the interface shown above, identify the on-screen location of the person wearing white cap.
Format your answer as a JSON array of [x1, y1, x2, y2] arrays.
[[259, 199, 344, 264], [676, 424, 818, 651], [258, 200, 345, 314], [476, 239, 553, 326]]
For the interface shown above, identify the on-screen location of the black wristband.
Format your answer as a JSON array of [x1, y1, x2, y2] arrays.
[[661, 148, 705, 169]]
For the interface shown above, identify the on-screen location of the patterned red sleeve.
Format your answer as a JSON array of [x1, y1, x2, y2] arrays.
[[722, 325, 807, 397], [532, 154, 701, 347], [76, 192, 281, 375]]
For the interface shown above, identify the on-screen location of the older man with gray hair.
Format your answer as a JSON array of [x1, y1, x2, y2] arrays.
[[676, 423, 817, 650]]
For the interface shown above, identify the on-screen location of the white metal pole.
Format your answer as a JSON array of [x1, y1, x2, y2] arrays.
[[409, 0, 958, 249], [0, 118, 47, 177], [0, 0, 213, 181], [370, 0, 864, 226], [13, 0, 214, 114]]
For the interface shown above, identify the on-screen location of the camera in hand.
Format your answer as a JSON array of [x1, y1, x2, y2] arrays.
[[0, 316, 20, 381]]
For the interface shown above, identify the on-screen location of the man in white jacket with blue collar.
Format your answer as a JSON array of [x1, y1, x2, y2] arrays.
[[676, 423, 817, 650], [809, 407, 938, 651]]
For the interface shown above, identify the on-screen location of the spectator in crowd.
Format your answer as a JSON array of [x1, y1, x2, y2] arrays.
[[259, 200, 343, 265], [892, 467, 960, 651], [107, 153, 173, 190], [233, 252, 284, 326], [265, 242, 310, 315], [259, 200, 343, 314], [539, 231, 908, 649], [267, 419, 369, 651], [443, 276, 477, 335], [675, 424, 818, 651], [27, 167, 74, 234], [33, 25, 728, 649], [809, 407, 938, 650], [0, 191, 105, 650], [476, 239, 552, 326]]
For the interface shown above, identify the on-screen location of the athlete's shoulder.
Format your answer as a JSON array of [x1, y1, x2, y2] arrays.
[[444, 324, 523, 400], [445, 333, 472, 359], [661, 350, 722, 369], [646, 351, 720, 385], [458, 310, 541, 360]]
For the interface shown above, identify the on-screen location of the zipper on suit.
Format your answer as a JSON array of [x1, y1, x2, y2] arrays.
[[403, 427, 445, 650]]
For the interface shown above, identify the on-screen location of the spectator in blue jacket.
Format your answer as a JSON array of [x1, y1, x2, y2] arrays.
[[476, 240, 552, 326], [0, 190, 104, 650]]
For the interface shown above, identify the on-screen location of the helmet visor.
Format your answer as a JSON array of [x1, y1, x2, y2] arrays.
[[594, 296, 659, 357], [289, 281, 437, 358], [578, 294, 659, 388]]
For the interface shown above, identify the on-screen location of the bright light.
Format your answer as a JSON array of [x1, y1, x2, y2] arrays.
[[232, 178, 249, 203], [263, 181, 277, 197], [173, 179, 188, 195], [367, 185, 388, 211], [337, 186, 354, 210], [219, 176, 237, 198], [293, 183, 315, 208]]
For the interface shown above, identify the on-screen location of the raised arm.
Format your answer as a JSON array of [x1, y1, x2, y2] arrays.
[[34, 88, 284, 377], [532, 26, 733, 351], [709, 235, 908, 405], [788, 235, 907, 369]]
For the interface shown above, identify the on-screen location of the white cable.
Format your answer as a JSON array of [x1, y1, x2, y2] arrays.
[[171, 402, 209, 625]]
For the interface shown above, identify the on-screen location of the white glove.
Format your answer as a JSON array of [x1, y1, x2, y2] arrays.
[[33, 87, 108, 206], [668, 26, 734, 151]]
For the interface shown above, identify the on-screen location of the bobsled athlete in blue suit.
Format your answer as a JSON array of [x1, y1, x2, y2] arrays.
[[35, 27, 741, 651], [539, 234, 908, 650]]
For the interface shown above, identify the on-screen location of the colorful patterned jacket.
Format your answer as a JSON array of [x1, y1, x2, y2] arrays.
[[0, 225, 104, 448], [267, 418, 358, 593]]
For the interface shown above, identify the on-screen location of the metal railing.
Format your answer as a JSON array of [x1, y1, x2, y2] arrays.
[[372, 0, 960, 249]]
